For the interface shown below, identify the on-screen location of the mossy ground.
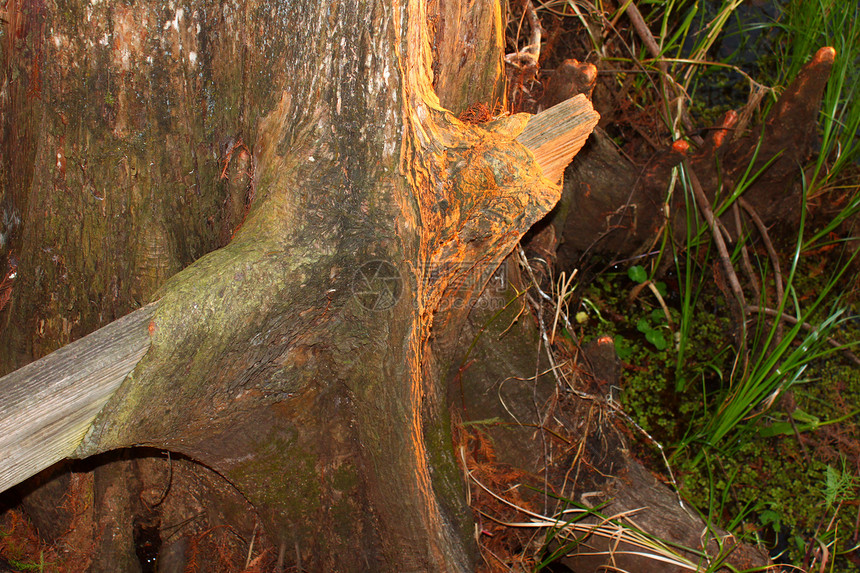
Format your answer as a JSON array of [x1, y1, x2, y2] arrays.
[[578, 244, 860, 570]]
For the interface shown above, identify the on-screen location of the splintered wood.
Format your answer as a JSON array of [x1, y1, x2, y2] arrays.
[[517, 94, 600, 183]]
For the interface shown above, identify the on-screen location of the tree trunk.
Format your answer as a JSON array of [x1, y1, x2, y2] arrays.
[[0, 0, 593, 569]]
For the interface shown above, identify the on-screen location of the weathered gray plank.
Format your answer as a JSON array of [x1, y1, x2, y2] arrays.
[[0, 301, 158, 493]]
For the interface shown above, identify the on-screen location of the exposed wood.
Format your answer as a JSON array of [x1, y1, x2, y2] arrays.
[[430, 0, 506, 114], [0, 95, 598, 499], [0, 0, 599, 564], [0, 302, 157, 494], [517, 94, 600, 183]]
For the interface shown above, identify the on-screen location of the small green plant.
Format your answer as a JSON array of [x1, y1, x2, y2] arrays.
[[822, 457, 859, 510], [757, 407, 820, 438], [758, 508, 805, 558], [758, 405, 860, 438], [627, 264, 648, 285], [636, 309, 670, 351], [627, 265, 673, 351]]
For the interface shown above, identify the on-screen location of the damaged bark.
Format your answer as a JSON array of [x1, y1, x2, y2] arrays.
[[0, 0, 597, 569]]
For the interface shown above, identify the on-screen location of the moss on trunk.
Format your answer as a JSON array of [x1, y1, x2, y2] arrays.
[[1, 0, 585, 569]]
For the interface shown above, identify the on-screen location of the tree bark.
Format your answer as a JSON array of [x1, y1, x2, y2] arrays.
[[1, 0, 594, 569]]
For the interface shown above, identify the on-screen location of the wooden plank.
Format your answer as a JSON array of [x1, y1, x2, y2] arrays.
[[0, 301, 158, 494], [517, 94, 600, 183]]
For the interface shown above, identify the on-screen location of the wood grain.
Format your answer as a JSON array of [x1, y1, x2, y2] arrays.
[[0, 302, 158, 493], [518, 94, 600, 183]]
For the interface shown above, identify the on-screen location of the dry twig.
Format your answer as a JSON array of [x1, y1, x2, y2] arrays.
[[685, 161, 748, 337]]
